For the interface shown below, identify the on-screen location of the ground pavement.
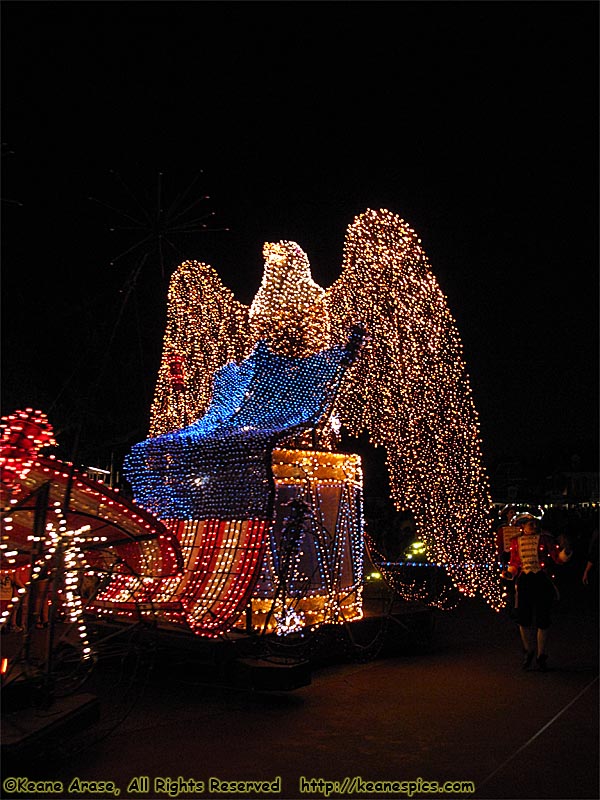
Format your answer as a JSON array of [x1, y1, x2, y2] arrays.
[[1, 579, 598, 800]]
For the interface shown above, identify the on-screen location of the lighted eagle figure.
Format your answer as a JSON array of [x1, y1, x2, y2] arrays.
[[148, 208, 502, 610]]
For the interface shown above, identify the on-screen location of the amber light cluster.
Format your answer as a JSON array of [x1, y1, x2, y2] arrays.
[[240, 448, 364, 635], [249, 241, 331, 357], [147, 208, 502, 612]]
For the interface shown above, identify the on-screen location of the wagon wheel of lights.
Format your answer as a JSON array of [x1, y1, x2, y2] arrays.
[[86, 169, 229, 390]]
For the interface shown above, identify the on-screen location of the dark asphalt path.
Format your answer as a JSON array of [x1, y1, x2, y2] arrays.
[[2, 585, 598, 800]]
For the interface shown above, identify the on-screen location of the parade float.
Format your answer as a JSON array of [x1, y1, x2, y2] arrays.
[[1, 209, 503, 700]]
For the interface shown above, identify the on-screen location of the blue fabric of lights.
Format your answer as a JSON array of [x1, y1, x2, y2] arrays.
[[124, 327, 364, 521]]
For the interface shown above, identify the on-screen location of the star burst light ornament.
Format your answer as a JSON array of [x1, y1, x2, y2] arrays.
[[146, 208, 503, 611]]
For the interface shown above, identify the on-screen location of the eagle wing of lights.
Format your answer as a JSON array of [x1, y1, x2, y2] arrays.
[[149, 260, 252, 436], [146, 209, 503, 612], [325, 209, 501, 609]]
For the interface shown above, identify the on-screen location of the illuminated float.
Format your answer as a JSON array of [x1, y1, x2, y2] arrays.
[[1, 208, 503, 660]]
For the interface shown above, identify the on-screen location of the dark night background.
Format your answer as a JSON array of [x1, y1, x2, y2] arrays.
[[1, 1, 598, 499]]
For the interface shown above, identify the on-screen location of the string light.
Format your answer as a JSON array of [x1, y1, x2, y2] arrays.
[[143, 208, 503, 613], [122, 328, 365, 636], [0, 408, 180, 637]]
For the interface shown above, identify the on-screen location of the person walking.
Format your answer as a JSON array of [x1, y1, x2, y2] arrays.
[[502, 512, 572, 671], [496, 505, 519, 619]]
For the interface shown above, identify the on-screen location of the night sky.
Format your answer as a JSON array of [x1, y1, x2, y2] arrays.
[[1, 1, 598, 488]]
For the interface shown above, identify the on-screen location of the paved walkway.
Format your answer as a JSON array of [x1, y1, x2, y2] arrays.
[[1, 583, 598, 800]]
